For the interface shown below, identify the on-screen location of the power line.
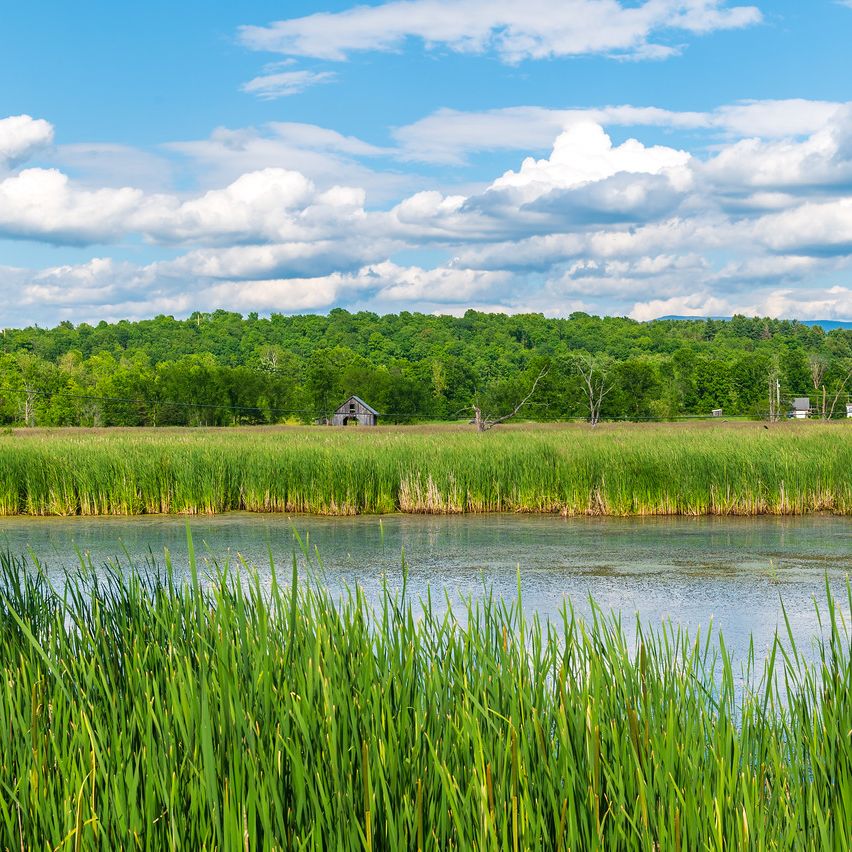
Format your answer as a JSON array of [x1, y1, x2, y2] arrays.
[[1, 385, 849, 426]]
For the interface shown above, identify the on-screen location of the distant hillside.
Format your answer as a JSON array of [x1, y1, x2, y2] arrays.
[[0, 309, 849, 428], [659, 316, 852, 331]]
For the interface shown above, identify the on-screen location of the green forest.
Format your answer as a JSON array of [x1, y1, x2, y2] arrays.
[[0, 309, 850, 426]]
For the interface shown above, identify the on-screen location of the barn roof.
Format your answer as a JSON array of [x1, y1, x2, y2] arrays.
[[337, 395, 380, 416], [792, 397, 811, 410]]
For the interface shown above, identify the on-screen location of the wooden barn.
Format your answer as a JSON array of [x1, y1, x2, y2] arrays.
[[331, 395, 379, 426]]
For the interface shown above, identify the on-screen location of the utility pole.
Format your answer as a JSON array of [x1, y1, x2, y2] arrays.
[[768, 376, 775, 422], [768, 374, 781, 422]]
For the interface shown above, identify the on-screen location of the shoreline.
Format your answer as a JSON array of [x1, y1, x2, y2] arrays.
[[2, 505, 851, 519]]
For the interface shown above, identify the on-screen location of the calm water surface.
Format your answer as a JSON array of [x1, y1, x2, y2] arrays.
[[1, 513, 849, 665]]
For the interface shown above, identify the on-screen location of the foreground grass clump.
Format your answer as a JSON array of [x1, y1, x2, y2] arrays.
[[0, 422, 850, 517], [0, 546, 850, 849]]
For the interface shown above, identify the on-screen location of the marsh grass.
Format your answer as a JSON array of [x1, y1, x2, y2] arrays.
[[0, 422, 850, 517], [0, 540, 850, 850]]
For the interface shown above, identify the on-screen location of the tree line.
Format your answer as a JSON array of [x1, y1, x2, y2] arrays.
[[0, 309, 850, 427]]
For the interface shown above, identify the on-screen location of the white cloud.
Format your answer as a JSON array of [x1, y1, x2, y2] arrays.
[[154, 233, 399, 281], [365, 261, 511, 302], [138, 168, 358, 244], [265, 123, 393, 157], [394, 105, 707, 164], [166, 123, 414, 202], [203, 274, 358, 311], [6, 102, 852, 325], [0, 168, 146, 243], [710, 255, 819, 284], [630, 285, 852, 322], [707, 99, 843, 138], [489, 122, 692, 202], [629, 292, 741, 321], [20, 258, 148, 306], [703, 106, 852, 192], [545, 254, 709, 301], [758, 285, 852, 319], [0, 115, 54, 170], [239, 0, 761, 63], [241, 70, 337, 99], [0, 164, 371, 247], [8, 256, 511, 320], [383, 124, 696, 244], [752, 199, 852, 255], [394, 100, 846, 165]]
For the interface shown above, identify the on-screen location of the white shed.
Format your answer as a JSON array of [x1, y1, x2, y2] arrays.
[[791, 397, 810, 419]]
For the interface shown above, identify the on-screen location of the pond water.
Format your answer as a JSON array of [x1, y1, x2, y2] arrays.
[[1, 513, 849, 666]]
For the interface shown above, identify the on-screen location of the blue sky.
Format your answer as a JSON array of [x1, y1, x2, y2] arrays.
[[2, 0, 852, 325]]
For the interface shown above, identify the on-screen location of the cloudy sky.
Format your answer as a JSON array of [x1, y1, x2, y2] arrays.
[[2, 0, 852, 326]]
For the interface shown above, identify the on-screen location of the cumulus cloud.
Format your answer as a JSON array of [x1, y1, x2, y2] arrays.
[[380, 123, 698, 247], [6, 256, 512, 322], [629, 292, 741, 321], [0, 115, 54, 170], [752, 199, 852, 256], [138, 168, 367, 245], [0, 164, 370, 247], [703, 106, 852, 193], [154, 232, 400, 281], [0, 168, 146, 244], [365, 261, 511, 302], [239, 0, 761, 63], [489, 122, 692, 202], [6, 100, 852, 325]]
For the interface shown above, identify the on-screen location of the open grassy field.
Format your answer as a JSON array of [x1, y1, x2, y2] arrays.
[[0, 545, 849, 849], [0, 421, 850, 517]]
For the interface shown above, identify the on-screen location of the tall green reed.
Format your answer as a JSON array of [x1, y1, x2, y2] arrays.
[[0, 423, 849, 517], [0, 546, 849, 849]]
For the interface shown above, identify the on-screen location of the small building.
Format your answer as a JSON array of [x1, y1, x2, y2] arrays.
[[711, 408, 723, 417], [331, 395, 378, 426], [791, 397, 810, 419], [846, 403, 852, 419]]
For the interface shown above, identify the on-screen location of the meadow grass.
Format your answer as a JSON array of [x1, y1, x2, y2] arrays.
[[0, 541, 849, 850], [0, 421, 850, 517]]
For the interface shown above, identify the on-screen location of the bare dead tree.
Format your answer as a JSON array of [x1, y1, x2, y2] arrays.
[[827, 362, 852, 420], [23, 385, 36, 427], [808, 354, 829, 418], [471, 365, 549, 432], [259, 345, 282, 373], [574, 352, 614, 426], [808, 354, 827, 391]]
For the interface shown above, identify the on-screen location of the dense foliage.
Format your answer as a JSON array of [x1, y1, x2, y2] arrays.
[[1, 310, 850, 425], [2, 423, 849, 516], [0, 546, 849, 849]]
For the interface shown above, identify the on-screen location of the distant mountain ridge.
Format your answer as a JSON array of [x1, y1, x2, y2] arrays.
[[658, 315, 852, 331]]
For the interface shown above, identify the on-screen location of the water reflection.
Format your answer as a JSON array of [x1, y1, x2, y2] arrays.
[[1, 512, 849, 666]]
